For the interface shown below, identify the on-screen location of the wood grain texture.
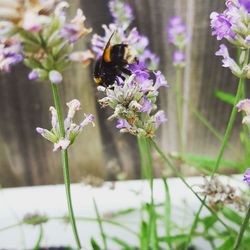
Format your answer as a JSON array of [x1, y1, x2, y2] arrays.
[[0, 0, 243, 187]]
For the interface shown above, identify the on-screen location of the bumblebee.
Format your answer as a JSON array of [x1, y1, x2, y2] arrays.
[[93, 32, 137, 87]]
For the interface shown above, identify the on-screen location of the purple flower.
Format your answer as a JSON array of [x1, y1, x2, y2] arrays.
[[60, 9, 92, 43], [243, 168, 250, 185], [37, 99, 94, 151], [173, 51, 185, 66], [215, 44, 241, 76], [154, 110, 167, 128], [28, 70, 39, 81], [108, 0, 134, 29], [210, 12, 235, 40], [116, 119, 131, 129], [239, 0, 250, 13], [0, 38, 23, 72], [140, 97, 153, 113], [154, 71, 168, 90], [49, 70, 63, 84], [237, 99, 250, 124], [167, 16, 189, 48]]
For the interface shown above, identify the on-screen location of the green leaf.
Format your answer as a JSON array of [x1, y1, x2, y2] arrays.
[[183, 153, 240, 172], [201, 215, 217, 230], [215, 90, 236, 106], [222, 207, 243, 226], [23, 58, 43, 69], [18, 29, 41, 45], [90, 238, 101, 250], [140, 221, 148, 250], [111, 237, 134, 250], [217, 237, 234, 250]]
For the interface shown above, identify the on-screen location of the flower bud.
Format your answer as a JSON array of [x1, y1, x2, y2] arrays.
[[49, 70, 63, 84]]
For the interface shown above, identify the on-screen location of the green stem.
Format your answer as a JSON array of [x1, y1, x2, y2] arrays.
[[175, 67, 185, 157], [93, 199, 108, 250], [50, 83, 82, 249], [33, 225, 43, 250], [233, 204, 250, 250], [150, 139, 235, 235], [144, 138, 159, 250], [162, 178, 173, 249]]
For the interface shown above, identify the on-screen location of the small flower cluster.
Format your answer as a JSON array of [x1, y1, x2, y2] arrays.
[[91, 0, 159, 70], [243, 168, 250, 185], [108, 0, 134, 30], [36, 99, 94, 151], [0, 1, 94, 80], [167, 16, 189, 68], [199, 176, 245, 210], [210, 0, 250, 77], [237, 99, 250, 124], [0, 38, 23, 72], [98, 63, 168, 137]]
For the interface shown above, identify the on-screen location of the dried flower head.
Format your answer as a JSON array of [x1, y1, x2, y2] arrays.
[[82, 174, 104, 187], [199, 176, 244, 210], [23, 213, 48, 225], [36, 99, 95, 151]]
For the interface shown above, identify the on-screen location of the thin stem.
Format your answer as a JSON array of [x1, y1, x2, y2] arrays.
[[145, 138, 159, 250], [93, 199, 108, 250], [33, 225, 43, 250], [233, 202, 250, 250], [175, 67, 185, 157], [162, 178, 173, 249], [50, 83, 82, 249], [150, 139, 235, 235]]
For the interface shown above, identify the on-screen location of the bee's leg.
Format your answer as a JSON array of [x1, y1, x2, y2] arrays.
[[116, 66, 132, 76]]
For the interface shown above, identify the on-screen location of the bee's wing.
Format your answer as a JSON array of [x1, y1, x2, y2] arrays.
[[97, 30, 116, 69], [103, 30, 116, 54]]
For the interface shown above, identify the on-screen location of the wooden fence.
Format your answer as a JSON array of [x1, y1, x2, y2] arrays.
[[0, 0, 244, 187]]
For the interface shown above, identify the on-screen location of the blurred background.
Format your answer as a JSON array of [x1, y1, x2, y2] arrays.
[[0, 0, 243, 187]]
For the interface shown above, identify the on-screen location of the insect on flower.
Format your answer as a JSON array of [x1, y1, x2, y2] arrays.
[[93, 31, 138, 87]]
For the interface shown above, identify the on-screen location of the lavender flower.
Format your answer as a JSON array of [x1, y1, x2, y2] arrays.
[[91, 1, 159, 70], [167, 16, 189, 49], [49, 70, 63, 84], [210, 12, 235, 40], [215, 44, 244, 77], [36, 99, 95, 151], [243, 168, 250, 185], [0, 1, 94, 77], [60, 9, 92, 43], [0, 38, 23, 72], [108, 0, 134, 30], [210, 1, 250, 48], [0, 0, 58, 32], [239, 0, 250, 13], [237, 99, 250, 124], [167, 16, 189, 68], [98, 67, 168, 137]]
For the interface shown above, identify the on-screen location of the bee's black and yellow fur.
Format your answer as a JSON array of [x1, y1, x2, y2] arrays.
[[93, 32, 136, 87]]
